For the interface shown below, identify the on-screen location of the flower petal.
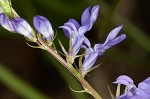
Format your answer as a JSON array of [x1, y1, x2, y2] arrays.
[[142, 77, 150, 84], [83, 37, 91, 47], [82, 47, 99, 71], [94, 44, 105, 56], [72, 36, 84, 56], [59, 22, 79, 39], [113, 75, 135, 90], [105, 34, 126, 48], [81, 6, 91, 26], [81, 5, 99, 27], [79, 5, 99, 35], [64, 22, 78, 35], [59, 25, 72, 38], [68, 18, 80, 29], [138, 77, 150, 95], [90, 5, 99, 27], [78, 25, 90, 35], [103, 25, 123, 46], [116, 75, 134, 83], [130, 95, 150, 99]]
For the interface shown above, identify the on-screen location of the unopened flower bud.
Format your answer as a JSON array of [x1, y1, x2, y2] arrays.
[[0, 13, 14, 32], [11, 17, 36, 42], [33, 15, 54, 44]]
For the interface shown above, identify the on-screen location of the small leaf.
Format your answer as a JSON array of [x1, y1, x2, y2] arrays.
[[26, 42, 45, 50], [69, 85, 87, 93], [58, 39, 67, 56], [82, 63, 101, 77], [107, 85, 115, 99], [87, 63, 101, 73]]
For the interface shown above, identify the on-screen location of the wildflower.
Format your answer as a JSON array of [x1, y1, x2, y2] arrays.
[[59, 5, 99, 63], [94, 25, 126, 56], [0, 13, 14, 32], [82, 26, 126, 73], [33, 15, 54, 44], [61, 5, 99, 39], [11, 17, 36, 42], [113, 75, 150, 99], [60, 21, 85, 57]]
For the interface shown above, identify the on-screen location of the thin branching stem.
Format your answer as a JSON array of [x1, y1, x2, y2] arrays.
[[37, 37, 102, 99], [10, 6, 102, 99]]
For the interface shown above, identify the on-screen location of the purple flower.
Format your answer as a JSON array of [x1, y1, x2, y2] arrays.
[[11, 17, 36, 42], [59, 5, 99, 58], [60, 20, 85, 57], [82, 26, 126, 72], [0, 14, 55, 42], [94, 25, 126, 56], [61, 5, 99, 38], [0, 13, 15, 32], [82, 46, 99, 71], [113, 75, 150, 99], [33, 15, 54, 43]]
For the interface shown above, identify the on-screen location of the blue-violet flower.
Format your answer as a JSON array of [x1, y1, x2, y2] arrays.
[[82, 26, 126, 73], [94, 25, 126, 56], [59, 5, 99, 63], [113, 75, 150, 99]]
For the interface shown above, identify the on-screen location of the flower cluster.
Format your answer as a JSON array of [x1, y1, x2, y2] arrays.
[[0, 4, 126, 76], [59, 5, 100, 64], [0, 13, 54, 43], [60, 5, 126, 76], [113, 75, 150, 99]]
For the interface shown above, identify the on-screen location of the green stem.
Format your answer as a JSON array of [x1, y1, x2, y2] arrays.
[[37, 37, 102, 99]]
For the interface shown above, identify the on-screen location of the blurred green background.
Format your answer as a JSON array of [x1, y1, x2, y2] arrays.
[[0, 0, 150, 99]]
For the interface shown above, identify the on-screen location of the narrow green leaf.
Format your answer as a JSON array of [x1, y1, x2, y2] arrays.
[[0, 64, 50, 99]]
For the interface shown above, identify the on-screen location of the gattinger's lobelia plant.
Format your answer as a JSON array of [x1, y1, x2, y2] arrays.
[[2, 0, 146, 99]]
